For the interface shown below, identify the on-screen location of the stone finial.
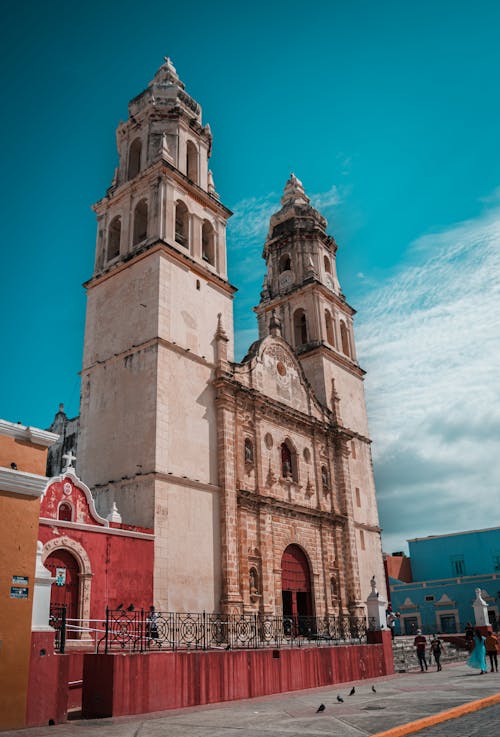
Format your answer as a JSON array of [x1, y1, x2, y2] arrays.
[[161, 56, 180, 83], [107, 501, 122, 524], [62, 450, 76, 471], [161, 131, 172, 160], [208, 169, 219, 198], [215, 313, 228, 342], [269, 309, 282, 337], [214, 313, 229, 369], [280, 173, 310, 207], [306, 254, 317, 278]]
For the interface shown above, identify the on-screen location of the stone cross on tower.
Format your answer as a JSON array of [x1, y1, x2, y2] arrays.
[[62, 450, 76, 471]]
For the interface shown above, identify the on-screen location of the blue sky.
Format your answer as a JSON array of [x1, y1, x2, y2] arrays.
[[1, 1, 499, 553]]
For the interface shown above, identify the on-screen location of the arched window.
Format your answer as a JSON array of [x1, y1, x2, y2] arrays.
[[340, 320, 350, 357], [186, 141, 198, 183], [127, 138, 142, 180], [202, 220, 215, 265], [175, 201, 189, 248], [58, 502, 72, 522], [324, 255, 331, 274], [293, 309, 308, 347], [281, 440, 298, 482], [132, 199, 148, 245], [244, 437, 254, 465], [279, 253, 291, 273], [325, 310, 335, 346], [107, 216, 121, 260]]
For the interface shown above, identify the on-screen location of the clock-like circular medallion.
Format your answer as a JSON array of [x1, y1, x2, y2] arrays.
[[279, 271, 294, 290]]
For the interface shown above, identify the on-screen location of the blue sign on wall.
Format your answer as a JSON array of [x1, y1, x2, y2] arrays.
[[10, 586, 29, 599]]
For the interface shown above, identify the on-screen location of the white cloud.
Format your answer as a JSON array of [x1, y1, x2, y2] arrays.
[[356, 203, 500, 553], [228, 183, 340, 253]]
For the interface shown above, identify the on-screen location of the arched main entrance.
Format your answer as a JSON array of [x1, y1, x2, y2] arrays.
[[45, 549, 80, 637], [281, 545, 313, 633]]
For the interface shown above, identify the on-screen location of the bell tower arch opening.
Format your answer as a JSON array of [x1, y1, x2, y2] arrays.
[[127, 137, 142, 180]]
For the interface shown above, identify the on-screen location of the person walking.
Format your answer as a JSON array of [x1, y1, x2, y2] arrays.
[[414, 629, 428, 671], [467, 628, 487, 674], [464, 622, 474, 650], [430, 634, 444, 671], [485, 629, 498, 672], [146, 605, 159, 648]]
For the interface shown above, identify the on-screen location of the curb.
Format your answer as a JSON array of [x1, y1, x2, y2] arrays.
[[370, 692, 500, 737]]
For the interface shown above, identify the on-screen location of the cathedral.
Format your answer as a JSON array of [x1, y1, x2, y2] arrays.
[[53, 57, 386, 620]]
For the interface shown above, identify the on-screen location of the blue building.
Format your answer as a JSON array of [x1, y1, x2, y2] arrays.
[[389, 527, 500, 635]]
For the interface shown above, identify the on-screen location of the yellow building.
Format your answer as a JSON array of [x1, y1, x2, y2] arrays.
[[0, 419, 58, 730]]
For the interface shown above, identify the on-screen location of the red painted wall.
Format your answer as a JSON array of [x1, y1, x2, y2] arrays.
[[39, 475, 154, 616], [83, 640, 394, 718], [26, 632, 69, 727]]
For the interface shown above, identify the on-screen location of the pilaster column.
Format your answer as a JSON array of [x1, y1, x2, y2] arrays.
[[191, 214, 201, 260], [258, 508, 274, 614], [216, 388, 243, 614], [333, 434, 363, 615]]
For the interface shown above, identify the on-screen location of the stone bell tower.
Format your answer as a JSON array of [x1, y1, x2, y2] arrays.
[[255, 174, 385, 605], [78, 58, 235, 611]]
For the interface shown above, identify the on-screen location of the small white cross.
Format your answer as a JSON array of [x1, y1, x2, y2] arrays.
[[62, 450, 77, 470]]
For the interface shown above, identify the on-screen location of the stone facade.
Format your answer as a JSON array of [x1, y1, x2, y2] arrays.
[[75, 57, 386, 617]]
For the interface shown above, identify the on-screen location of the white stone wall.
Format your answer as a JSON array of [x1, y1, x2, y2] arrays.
[[154, 478, 221, 612]]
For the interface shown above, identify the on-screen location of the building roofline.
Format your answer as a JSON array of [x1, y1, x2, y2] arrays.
[[0, 418, 59, 448], [408, 525, 500, 543]]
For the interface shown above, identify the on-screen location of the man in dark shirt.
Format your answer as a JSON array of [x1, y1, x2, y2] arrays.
[[414, 629, 428, 671]]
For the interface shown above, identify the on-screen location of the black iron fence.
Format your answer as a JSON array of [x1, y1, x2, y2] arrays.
[[49, 604, 67, 653], [98, 609, 372, 654]]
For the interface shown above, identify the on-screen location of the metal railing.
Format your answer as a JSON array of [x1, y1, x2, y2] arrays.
[[98, 610, 372, 654]]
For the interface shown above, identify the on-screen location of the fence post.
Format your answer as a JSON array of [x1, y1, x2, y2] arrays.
[[203, 610, 206, 651], [104, 607, 109, 655], [60, 605, 67, 654]]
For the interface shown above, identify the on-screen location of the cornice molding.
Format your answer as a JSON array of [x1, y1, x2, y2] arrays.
[[0, 419, 59, 448], [238, 488, 346, 526], [84, 239, 237, 297], [39, 517, 155, 541], [0, 468, 49, 497], [81, 335, 215, 374]]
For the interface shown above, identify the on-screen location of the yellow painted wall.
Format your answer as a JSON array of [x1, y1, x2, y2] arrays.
[[0, 435, 47, 475], [0, 432, 48, 730], [0, 490, 40, 729]]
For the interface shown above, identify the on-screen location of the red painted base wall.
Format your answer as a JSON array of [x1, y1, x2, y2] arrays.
[[83, 636, 394, 718], [26, 632, 69, 727]]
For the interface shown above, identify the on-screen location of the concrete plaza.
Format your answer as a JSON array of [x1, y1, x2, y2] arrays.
[[3, 661, 499, 737]]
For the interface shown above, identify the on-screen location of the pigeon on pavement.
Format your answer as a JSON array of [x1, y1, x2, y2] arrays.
[[349, 687, 356, 696], [337, 695, 344, 703], [372, 685, 377, 693], [316, 704, 326, 713]]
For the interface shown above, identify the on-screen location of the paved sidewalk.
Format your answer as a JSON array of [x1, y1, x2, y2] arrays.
[[3, 663, 499, 737]]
